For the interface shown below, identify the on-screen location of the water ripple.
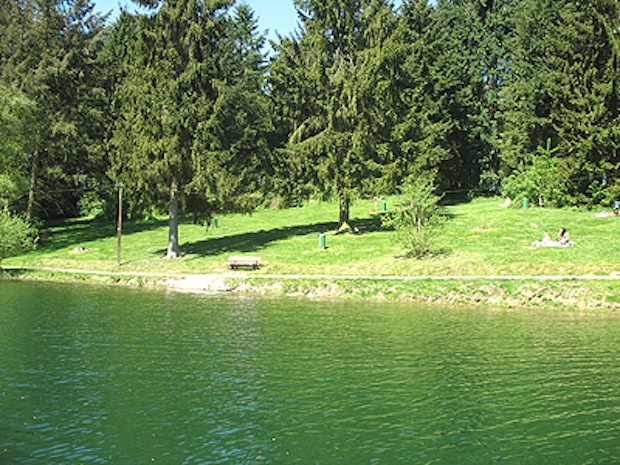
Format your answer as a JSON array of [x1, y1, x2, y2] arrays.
[[1, 283, 620, 464]]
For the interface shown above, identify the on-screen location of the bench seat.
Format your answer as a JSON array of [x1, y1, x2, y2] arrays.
[[227, 256, 261, 270]]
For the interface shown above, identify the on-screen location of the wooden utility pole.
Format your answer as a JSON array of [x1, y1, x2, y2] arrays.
[[117, 183, 123, 266]]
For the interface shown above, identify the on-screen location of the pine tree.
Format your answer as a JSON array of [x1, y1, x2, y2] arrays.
[[0, 84, 37, 209], [268, 36, 324, 205], [188, 2, 273, 217], [394, 0, 450, 189]]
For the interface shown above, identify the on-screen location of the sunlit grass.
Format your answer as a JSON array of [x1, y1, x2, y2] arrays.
[[4, 196, 620, 279]]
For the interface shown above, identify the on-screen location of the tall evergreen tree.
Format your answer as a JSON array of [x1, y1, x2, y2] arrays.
[[0, 0, 110, 219], [396, 0, 517, 194], [342, 0, 404, 197], [0, 84, 37, 210], [110, 0, 229, 258], [274, 0, 399, 227], [110, 0, 271, 257], [394, 0, 450, 188], [268, 35, 323, 205], [499, 0, 620, 205], [188, 2, 273, 216], [410, 0, 488, 192], [468, 0, 517, 192]]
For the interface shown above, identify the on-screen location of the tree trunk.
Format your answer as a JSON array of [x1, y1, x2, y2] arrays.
[[166, 181, 182, 259], [25, 151, 37, 222], [339, 194, 350, 229]]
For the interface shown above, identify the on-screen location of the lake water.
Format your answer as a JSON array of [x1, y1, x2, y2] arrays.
[[1, 280, 620, 464]]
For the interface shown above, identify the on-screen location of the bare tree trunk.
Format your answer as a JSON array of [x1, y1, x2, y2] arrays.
[[339, 193, 350, 230], [166, 181, 182, 259], [25, 151, 37, 222]]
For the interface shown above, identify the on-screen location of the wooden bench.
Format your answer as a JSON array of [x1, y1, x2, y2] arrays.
[[227, 256, 262, 270]]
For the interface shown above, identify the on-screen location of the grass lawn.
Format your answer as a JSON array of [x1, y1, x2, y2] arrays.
[[3, 196, 620, 310]]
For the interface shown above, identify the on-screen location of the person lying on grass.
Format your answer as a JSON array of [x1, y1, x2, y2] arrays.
[[531, 229, 574, 247]]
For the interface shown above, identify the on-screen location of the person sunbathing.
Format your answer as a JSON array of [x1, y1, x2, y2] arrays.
[[531, 230, 574, 247]]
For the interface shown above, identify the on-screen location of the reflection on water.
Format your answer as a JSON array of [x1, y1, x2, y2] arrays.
[[1, 281, 620, 464]]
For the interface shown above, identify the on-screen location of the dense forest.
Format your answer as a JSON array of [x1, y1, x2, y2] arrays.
[[1, 0, 619, 257]]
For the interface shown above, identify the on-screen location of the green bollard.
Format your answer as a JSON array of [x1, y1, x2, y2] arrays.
[[380, 201, 387, 212], [212, 217, 218, 228], [318, 233, 326, 249], [522, 198, 528, 209]]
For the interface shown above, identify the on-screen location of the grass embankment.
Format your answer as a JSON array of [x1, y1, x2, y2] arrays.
[[3, 197, 620, 311]]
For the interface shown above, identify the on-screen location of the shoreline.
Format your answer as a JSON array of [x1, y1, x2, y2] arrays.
[[3, 266, 620, 312]]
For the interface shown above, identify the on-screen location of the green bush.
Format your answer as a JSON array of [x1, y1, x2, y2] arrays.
[[0, 208, 38, 262], [596, 179, 620, 208], [78, 191, 109, 219], [502, 139, 568, 207], [382, 178, 443, 258]]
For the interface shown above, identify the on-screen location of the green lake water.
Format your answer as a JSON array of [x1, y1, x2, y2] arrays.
[[1, 280, 620, 464]]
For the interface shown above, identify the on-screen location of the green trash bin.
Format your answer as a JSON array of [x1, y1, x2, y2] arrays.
[[318, 233, 326, 249], [522, 198, 529, 209]]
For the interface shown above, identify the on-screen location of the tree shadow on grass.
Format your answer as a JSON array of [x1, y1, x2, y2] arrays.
[[354, 213, 385, 233], [36, 212, 386, 258], [176, 215, 387, 257], [38, 217, 169, 253], [175, 221, 337, 257], [441, 192, 473, 206]]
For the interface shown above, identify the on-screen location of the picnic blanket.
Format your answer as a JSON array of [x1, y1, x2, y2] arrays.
[[531, 240, 575, 247]]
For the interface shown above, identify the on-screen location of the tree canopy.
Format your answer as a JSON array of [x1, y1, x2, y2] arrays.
[[2, 0, 619, 256]]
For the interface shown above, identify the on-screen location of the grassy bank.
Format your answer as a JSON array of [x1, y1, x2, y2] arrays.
[[3, 196, 620, 310]]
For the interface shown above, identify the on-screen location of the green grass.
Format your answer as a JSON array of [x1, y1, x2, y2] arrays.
[[4, 196, 620, 310], [6, 196, 620, 276]]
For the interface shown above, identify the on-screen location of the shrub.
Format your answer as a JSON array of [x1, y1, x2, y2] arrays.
[[502, 139, 568, 207], [0, 208, 38, 262], [78, 191, 109, 219], [382, 179, 443, 258]]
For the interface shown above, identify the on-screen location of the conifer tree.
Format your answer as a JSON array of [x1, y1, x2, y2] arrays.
[[275, 0, 399, 228], [110, 0, 270, 257], [0, 0, 109, 219], [268, 36, 324, 205], [110, 0, 232, 258], [188, 2, 272, 217], [394, 0, 451, 188], [0, 84, 37, 209], [499, 0, 620, 205]]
